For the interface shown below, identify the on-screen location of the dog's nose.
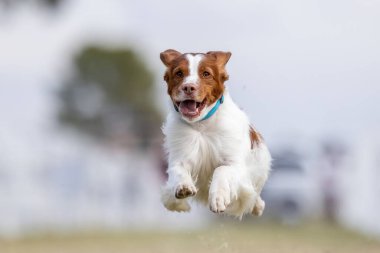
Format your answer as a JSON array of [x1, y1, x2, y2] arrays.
[[182, 83, 197, 94]]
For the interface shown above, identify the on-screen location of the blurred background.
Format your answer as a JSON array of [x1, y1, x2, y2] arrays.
[[0, 0, 379, 252]]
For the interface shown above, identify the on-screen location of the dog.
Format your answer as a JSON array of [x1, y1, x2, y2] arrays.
[[159, 49, 271, 218]]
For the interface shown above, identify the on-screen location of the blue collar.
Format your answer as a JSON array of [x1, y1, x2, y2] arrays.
[[201, 95, 224, 121]]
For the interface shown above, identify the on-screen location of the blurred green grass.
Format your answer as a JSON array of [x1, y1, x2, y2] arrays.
[[1, 222, 379, 253]]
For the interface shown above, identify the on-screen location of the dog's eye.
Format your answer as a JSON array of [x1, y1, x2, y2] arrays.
[[175, 71, 183, 78], [202, 71, 210, 78]]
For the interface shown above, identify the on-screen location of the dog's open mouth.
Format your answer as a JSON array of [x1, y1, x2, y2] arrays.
[[176, 99, 207, 118]]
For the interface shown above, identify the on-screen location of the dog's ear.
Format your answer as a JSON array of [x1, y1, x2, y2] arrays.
[[207, 51, 231, 81], [160, 49, 182, 67], [206, 51, 231, 66]]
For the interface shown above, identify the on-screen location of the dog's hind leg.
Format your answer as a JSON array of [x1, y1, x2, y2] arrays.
[[252, 195, 265, 216]]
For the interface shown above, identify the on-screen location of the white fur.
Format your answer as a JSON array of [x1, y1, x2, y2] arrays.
[[183, 54, 203, 85], [161, 90, 271, 218]]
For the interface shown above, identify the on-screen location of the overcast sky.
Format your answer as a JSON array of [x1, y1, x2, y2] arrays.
[[0, 0, 379, 147]]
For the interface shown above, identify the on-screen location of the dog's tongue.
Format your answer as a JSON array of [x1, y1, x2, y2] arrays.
[[179, 100, 197, 115]]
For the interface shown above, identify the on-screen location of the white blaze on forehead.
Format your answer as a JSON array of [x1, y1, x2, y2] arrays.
[[184, 54, 203, 85]]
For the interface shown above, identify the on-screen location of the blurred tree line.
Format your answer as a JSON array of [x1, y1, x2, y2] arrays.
[[0, 0, 63, 9], [58, 46, 162, 149], [1, 0, 163, 151]]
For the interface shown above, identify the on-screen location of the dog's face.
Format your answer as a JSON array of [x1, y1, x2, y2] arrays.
[[160, 49, 231, 123]]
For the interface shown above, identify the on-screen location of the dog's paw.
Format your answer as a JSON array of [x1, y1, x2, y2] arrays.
[[252, 196, 265, 216], [209, 190, 231, 213], [175, 183, 197, 199], [161, 186, 192, 212]]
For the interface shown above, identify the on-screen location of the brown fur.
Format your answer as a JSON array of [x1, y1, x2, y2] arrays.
[[249, 125, 262, 149]]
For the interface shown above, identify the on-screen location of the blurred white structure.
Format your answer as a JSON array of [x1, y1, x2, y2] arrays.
[[0, 128, 209, 237], [337, 134, 380, 237], [262, 148, 323, 223]]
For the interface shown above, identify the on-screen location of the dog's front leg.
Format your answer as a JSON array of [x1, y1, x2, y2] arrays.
[[168, 164, 197, 199], [161, 163, 197, 212], [209, 165, 239, 213]]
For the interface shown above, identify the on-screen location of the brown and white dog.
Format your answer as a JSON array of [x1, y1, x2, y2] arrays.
[[160, 49, 271, 218]]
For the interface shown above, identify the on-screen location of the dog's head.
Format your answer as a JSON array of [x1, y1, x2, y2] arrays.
[[160, 49, 231, 123]]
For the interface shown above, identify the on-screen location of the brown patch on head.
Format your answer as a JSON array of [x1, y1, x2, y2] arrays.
[[196, 51, 231, 105], [249, 125, 262, 149], [160, 50, 190, 98]]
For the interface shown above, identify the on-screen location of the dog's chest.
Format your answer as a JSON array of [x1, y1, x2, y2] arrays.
[[186, 129, 224, 202]]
